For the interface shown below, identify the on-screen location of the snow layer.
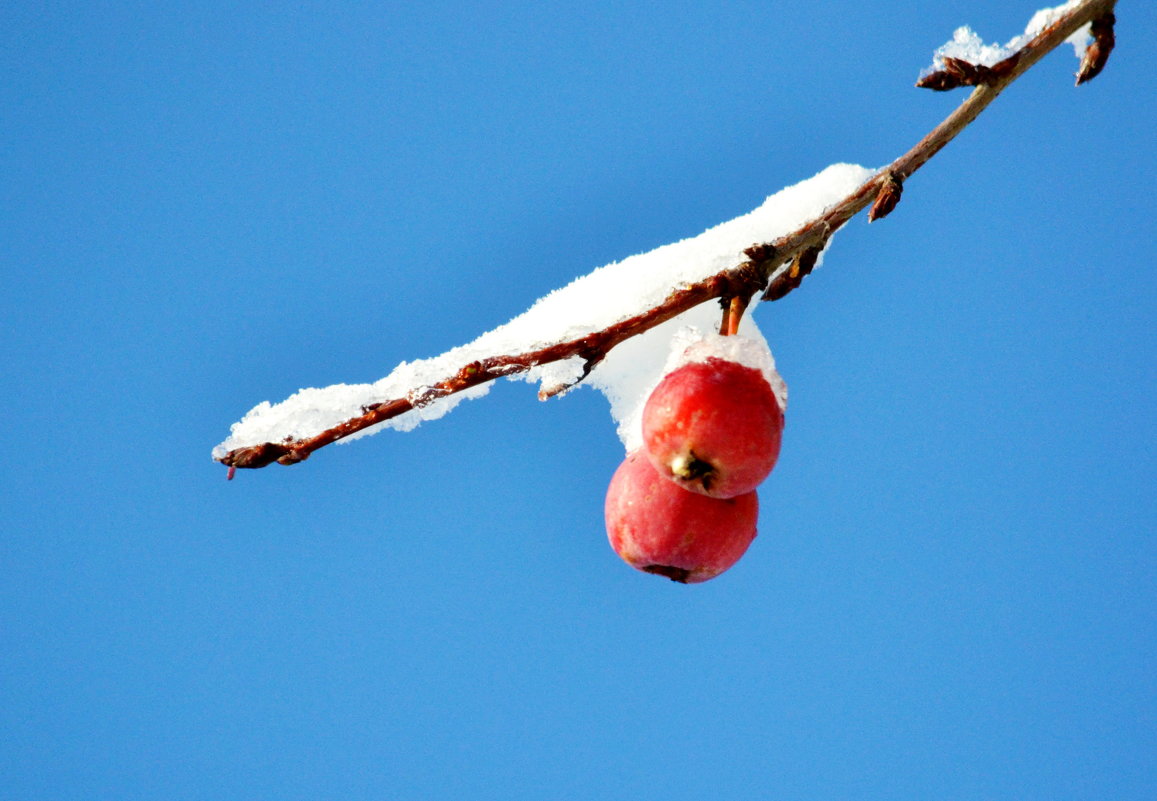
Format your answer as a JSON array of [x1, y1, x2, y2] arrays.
[[924, 0, 1093, 73], [213, 162, 875, 461], [599, 328, 789, 454], [666, 331, 788, 414]]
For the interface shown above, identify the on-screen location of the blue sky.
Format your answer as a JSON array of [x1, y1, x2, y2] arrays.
[[3, 2, 1154, 799]]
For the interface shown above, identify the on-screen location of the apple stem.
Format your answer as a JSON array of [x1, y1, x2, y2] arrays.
[[720, 295, 750, 336]]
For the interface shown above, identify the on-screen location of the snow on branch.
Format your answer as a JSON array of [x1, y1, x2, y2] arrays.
[[214, 0, 1117, 475]]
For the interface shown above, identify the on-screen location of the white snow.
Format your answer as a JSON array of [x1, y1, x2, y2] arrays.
[[924, 1, 1093, 74], [601, 327, 788, 454], [665, 330, 788, 413], [585, 307, 781, 453], [212, 162, 875, 461]]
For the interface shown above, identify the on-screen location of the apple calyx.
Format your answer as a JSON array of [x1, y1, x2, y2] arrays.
[[642, 356, 783, 499]]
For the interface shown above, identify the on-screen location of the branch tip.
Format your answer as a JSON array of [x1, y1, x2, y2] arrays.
[[219, 441, 298, 470], [917, 53, 1019, 92], [1076, 12, 1115, 85], [868, 173, 904, 222]]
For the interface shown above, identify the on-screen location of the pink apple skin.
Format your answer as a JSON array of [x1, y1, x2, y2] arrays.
[[605, 450, 758, 583], [642, 357, 783, 499]]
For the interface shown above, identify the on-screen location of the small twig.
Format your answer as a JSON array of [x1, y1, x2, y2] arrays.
[[218, 0, 1117, 472], [916, 54, 1021, 92], [868, 173, 904, 223], [1076, 11, 1116, 84], [719, 295, 751, 336]]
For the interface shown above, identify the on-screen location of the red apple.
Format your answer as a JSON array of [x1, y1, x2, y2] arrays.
[[604, 450, 758, 583], [642, 357, 783, 498]]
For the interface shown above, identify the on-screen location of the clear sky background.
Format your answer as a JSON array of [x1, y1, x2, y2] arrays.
[[3, 2, 1154, 799]]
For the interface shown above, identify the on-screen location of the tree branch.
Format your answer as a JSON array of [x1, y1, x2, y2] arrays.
[[218, 0, 1116, 473]]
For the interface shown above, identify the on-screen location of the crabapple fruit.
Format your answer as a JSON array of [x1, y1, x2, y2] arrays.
[[642, 357, 783, 499], [604, 450, 758, 583]]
